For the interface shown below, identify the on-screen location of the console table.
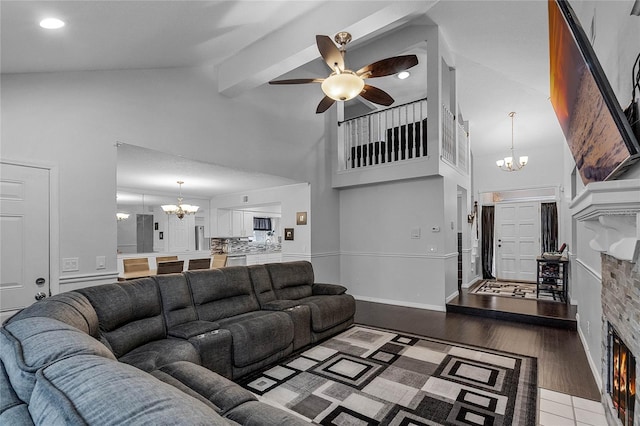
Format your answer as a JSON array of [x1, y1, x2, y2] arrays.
[[536, 257, 568, 303]]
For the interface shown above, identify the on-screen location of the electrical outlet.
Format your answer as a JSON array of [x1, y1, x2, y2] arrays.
[[411, 228, 421, 239], [62, 257, 79, 272]]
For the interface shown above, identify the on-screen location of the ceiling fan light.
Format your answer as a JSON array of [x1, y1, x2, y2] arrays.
[[397, 71, 410, 80], [321, 72, 364, 101]]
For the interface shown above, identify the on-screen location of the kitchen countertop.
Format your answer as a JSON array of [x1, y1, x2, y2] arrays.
[[224, 248, 281, 257]]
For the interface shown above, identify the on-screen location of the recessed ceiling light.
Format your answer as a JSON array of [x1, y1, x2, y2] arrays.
[[39, 18, 65, 30], [397, 71, 411, 80]]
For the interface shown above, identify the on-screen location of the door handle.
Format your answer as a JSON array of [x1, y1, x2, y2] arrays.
[[35, 292, 47, 301]]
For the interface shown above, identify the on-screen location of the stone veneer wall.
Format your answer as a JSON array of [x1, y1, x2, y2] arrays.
[[601, 253, 639, 426]]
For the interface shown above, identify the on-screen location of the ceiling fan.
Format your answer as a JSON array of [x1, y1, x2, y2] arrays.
[[269, 32, 418, 114]]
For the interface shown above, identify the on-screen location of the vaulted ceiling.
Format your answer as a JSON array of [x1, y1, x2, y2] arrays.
[[1, 1, 567, 173]]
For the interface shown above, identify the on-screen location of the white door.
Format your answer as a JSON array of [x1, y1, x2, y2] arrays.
[[495, 201, 539, 282], [1, 163, 50, 317]]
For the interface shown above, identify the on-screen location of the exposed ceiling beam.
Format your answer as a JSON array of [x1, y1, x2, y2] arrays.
[[217, 1, 436, 97]]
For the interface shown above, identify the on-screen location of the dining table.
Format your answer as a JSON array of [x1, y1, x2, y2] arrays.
[[117, 269, 157, 282]]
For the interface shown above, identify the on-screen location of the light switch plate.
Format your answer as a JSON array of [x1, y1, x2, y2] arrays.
[[96, 256, 106, 270]]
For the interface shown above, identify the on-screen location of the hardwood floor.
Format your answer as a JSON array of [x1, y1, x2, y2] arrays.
[[354, 300, 601, 401], [447, 285, 578, 330]]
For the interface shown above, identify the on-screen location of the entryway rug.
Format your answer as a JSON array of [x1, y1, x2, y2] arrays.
[[238, 325, 537, 425], [472, 280, 562, 302]]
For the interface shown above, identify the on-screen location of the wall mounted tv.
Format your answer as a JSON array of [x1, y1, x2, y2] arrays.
[[549, 0, 639, 184]]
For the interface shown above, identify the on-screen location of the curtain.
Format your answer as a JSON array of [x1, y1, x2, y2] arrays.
[[481, 205, 495, 279], [541, 202, 558, 253]]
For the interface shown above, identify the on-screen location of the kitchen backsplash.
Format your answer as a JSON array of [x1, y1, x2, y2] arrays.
[[210, 237, 281, 254]]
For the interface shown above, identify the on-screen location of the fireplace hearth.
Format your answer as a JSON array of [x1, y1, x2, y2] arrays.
[[608, 323, 636, 426]]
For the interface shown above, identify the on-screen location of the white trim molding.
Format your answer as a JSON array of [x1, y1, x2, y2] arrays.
[[353, 295, 446, 312], [570, 179, 640, 262]]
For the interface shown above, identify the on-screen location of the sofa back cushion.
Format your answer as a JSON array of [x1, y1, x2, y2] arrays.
[[247, 265, 277, 306], [0, 318, 115, 403], [77, 278, 165, 358], [30, 355, 232, 425], [4, 292, 100, 339], [186, 267, 260, 322], [155, 274, 198, 329], [265, 261, 314, 300]]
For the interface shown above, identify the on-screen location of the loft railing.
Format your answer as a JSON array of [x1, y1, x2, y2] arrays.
[[338, 98, 428, 171], [442, 104, 469, 174]]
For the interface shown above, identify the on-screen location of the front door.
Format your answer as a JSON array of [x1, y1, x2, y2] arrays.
[[495, 201, 539, 282], [1, 162, 50, 319]]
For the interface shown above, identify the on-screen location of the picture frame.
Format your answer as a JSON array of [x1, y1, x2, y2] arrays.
[[296, 212, 307, 225], [284, 228, 294, 241]]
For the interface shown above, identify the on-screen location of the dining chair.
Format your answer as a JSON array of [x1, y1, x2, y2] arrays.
[[155, 256, 178, 268], [156, 260, 184, 274], [211, 254, 227, 268], [188, 258, 211, 270], [123, 258, 150, 273]]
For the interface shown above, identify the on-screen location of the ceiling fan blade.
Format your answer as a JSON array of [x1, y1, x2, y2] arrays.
[[269, 78, 323, 85], [356, 55, 418, 78], [360, 85, 394, 106], [316, 35, 344, 72], [316, 96, 336, 114]]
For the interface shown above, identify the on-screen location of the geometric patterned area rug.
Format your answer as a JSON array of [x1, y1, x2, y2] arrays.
[[472, 280, 562, 302], [238, 325, 538, 425]]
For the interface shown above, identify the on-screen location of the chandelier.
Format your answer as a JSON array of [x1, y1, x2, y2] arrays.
[[496, 112, 528, 172], [161, 181, 199, 219]]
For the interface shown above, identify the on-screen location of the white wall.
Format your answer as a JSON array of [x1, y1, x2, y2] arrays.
[[339, 177, 447, 310], [0, 66, 328, 292]]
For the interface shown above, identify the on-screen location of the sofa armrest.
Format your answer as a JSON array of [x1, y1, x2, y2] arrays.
[[167, 320, 220, 339], [261, 300, 301, 311], [187, 329, 233, 379], [312, 283, 347, 295]]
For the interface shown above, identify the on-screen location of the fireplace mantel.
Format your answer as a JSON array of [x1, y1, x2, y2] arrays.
[[570, 179, 640, 262]]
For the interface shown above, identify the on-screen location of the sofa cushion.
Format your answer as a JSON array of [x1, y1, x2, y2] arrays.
[[77, 278, 166, 358], [265, 261, 314, 300], [247, 264, 278, 305], [0, 358, 34, 426], [217, 311, 293, 368], [30, 355, 233, 425], [297, 294, 356, 333], [157, 361, 256, 414], [155, 273, 198, 329], [0, 317, 115, 403], [226, 400, 309, 426], [118, 338, 201, 372], [4, 292, 100, 338], [187, 267, 261, 322]]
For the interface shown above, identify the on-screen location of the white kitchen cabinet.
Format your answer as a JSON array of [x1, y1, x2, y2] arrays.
[[242, 212, 254, 237], [217, 209, 233, 237], [217, 209, 254, 237], [245, 252, 282, 265]]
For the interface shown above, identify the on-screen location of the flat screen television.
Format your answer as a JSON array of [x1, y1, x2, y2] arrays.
[[549, 0, 639, 184]]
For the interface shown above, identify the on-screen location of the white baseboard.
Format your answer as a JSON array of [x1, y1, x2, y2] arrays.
[[353, 295, 446, 312], [575, 313, 603, 392], [462, 277, 483, 289], [445, 291, 459, 303]]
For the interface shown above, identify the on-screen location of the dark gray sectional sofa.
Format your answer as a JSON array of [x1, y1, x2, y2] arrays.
[[0, 261, 355, 425]]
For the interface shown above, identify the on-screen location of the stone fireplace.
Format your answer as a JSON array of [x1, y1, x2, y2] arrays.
[[602, 254, 638, 426], [571, 179, 639, 426]]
